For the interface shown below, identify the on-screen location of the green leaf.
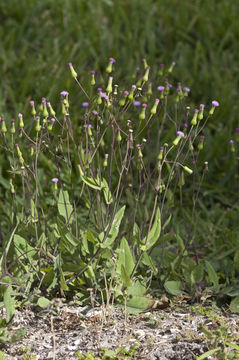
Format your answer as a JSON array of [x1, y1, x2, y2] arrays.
[[230, 296, 239, 313], [140, 207, 161, 251], [141, 253, 157, 274], [102, 178, 113, 204], [99, 205, 126, 248], [121, 264, 131, 287], [196, 348, 220, 360], [125, 295, 151, 314], [128, 280, 146, 297], [233, 249, 239, 272], [14, 234, 35, 259], [57, 190, 73, 224], [205, 260, 218, 287], [37, 297, 50, 308], [164, 280, 183, 295], [0, 224, 18, 272], [57, 217, 78, 254], [116, 237, 135, 276], [81, 175, 102, 190], [3, 286, 15, 324], [191, 263, 204, 285], [30, 199, 38, 223], [227, 342, 239, 351]]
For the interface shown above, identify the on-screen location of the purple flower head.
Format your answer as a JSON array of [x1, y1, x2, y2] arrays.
[[87, 124, 92, 128], [172, 61, 176, 66], [51, 118, 56, 123], [160, 146, 164, 150], [177, 88, 181, 93], [30, 100, 34, 106], [164, 78, 168, 82], [136, 67, 140, 72], [142, 103, 147, 108], [212, 100, 219, 107], [18, 113, 23, 118], [157, 86, 165, 92], [82, 102, 89, 108], [194, 109, 199, 113], [109, 57, 116, 63], [52, 178, 59, 183], [124, 90, 129, 96], [229, 139, 234, 144], [97, 87, 102, 92], [132, 85, 136, 90], [200, 136, 205, 140], [160, 63, 164, 68], [183, 87, 190, 93], [60, 91, 69, 97], [177, 131, 184, 138], [11, 119, 15, 123], [92, 110, 98, 116], [101, 92, 108, 99], [167, 83, 173, 88], [200, 104, 205, 109], [36, 116, 40, 120], [184, 123, 188, 128], [155, 98, 160, 103], [236, 128, 239, 133], [136, 144, 140, 148], [177, 82, 181, 86], [68, 62, 72, 67], [142, 58, 146, 63], [90, 70, 95, 75], [134, 101, 141, 107]]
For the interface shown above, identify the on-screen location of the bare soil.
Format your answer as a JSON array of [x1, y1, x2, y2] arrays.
[[1, 301, 239, 359]]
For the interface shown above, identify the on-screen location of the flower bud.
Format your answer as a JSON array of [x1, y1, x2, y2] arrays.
[[47, 102, 56, 117], [128, 85, 136, 101], [103, 153, 109, 167], [198, 104, 205, 120], [29, 100, 36, 116], [119, 90, 129, 106], [106, 76, 113, 94], [1, 118, 7, 134], [139, 104, 147, 120], [68, 62, 78, 79], [168, 61, 176, 73], [90, 70, 95, 85], [191, 109, 199, 126], [150, 98, 160, 115], [35, 116, 41, 132], [209, 100, 219, 115], [18, 113, 24, 128], [52, 177, 59, 191], [142, 58, 148, 69], [183, 166, 193, 174], [229, 139, 235, 153], [143, 66, 150, 82], [106, 57, 116, 73], [158, 63, 164, 76], [173, 131, 184, 146], [10, 120, 16, 134], [198, 136, 205, 151]]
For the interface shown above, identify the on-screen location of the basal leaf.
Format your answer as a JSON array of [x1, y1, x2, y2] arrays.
[[140, 207, 161, 251], [164, 280, 183, 295], [121, 264, 131, 287], [230, 296, 239, 313], [57, 217, 78, 254], [3, 286, 15, 324], [116, 237, 135, 276], [205, 260, 218, 287]]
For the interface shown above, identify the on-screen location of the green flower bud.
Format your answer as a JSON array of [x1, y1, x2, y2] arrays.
[[68, 62, 78, 79]]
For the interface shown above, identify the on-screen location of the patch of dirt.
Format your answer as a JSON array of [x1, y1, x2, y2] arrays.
[[0, 302, 238, 359]]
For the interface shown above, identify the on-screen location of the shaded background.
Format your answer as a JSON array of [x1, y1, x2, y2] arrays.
[[0, 0, 239, 196]]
